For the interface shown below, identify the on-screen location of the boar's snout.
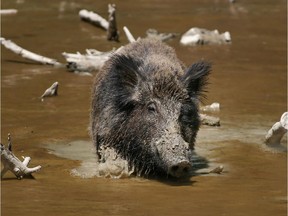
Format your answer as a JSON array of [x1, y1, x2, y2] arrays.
[[168, 160, 192, 178]]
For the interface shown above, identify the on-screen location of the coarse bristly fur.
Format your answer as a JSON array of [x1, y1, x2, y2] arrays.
[[90, 38, 211, 178]]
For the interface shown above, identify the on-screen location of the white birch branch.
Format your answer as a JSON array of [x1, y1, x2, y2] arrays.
[[200, 114, 220, 127], [265, 112, 288, 146], [180, 27, 231, 45], [146, 28, 178, 41], [0, 9, 18, 15], [79, 9, 109, 30], [62, 49, 114, 72], [1, 134, 41, 179], [200, 102, 220, 113], [41, 82, 59, 99], [0, 37, 62, 66], [123, 26, 136, 43]]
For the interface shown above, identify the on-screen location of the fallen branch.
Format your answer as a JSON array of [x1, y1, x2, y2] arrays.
[[123, 26, 136, 43], [107, 4, 119, 41], [200, 102, 220, 113], [265, 112, 287, 146], [79, 9, 109, 30], [200, 103, 220, 126], [41, 82, 59, 100], [0, 37, 62, 66], [180, 27, 231, 45], [200, 114, 220, 127], [0, 9, 18, 15], [146, 28, 178, 41], [62, 49, 114, 72], [1, 134, 41, 179]]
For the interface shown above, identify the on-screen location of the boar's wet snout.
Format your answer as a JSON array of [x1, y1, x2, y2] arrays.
[[90, 38, 211, 178], [169, 160, 192, 178]]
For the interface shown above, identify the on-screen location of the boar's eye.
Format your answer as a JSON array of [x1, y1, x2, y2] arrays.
[[147, 102, 157, 113]]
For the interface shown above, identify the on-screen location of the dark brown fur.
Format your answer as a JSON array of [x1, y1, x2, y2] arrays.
[[90, 39, 211, 177]]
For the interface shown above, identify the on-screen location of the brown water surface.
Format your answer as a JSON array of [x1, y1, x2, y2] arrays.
[[1, 0, 287, 216]]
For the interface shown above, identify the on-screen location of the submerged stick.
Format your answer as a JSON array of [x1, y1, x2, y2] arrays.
[[0, 9, 18, 15], [1, 134, 41, 179], [200, 114, 220, 127], [265, 112, 288, 146], [62, 49, 113, 72], [123, 26, 136, 43], [0, 37, 62, 66], [41, 82, 59, 99], [79, 9, 109, 30], [107, 4, 119, 41]]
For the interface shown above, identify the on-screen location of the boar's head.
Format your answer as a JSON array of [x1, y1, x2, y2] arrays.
[[91, 40, 211, 178]]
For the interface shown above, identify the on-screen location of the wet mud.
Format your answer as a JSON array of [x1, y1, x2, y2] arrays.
[[1, 0, 287, 216]]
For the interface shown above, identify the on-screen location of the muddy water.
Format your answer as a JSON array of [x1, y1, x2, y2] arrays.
[[1, 0, 287, 215]]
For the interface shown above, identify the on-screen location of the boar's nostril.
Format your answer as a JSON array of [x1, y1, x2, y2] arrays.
[[171, 165, 179, 172], [169, 161, 192, 178]]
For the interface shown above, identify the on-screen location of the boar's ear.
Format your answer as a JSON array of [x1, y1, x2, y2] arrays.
[[111, 54, 144, 111], [181, 61, 211, 101]]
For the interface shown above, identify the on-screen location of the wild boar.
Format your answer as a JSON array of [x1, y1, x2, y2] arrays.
[[90, 38, 211, 178]]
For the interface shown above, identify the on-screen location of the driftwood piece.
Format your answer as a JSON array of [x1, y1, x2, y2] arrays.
[[265, 112, 288, 146], [200, 114, 220, 127], [209, 165, 224, 174], [123, 26, 136, 43], [180, 28, 231, 45], [41, 82, 59, 99], [146, 29, 178, 41], [0, 9, 18, 15], [79, 9, 109, 30], [107, 4, 119, 41], [1, 134, 41, 179], [62, 49, 114, 72], [0, 37, 62, 66], [200, 102, 220, 113], [200, 103, 221, 126]]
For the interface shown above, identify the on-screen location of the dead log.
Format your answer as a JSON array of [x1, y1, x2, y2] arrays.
[[41, 82, 59, 100], [1, 134, 41, 179], [0, 37, 62, 66], [200, 102, 220, 113], [62, 49, 114, 72], [146, 28, 178, 41], [107, 4, 119, 41], [0, 9, 18, 15], [123, 26, 136, 43], [79, 9, 109, 30], [180, 27, 231, 45], [200, 114, 220, 127], [265, 112, 287, 146]]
